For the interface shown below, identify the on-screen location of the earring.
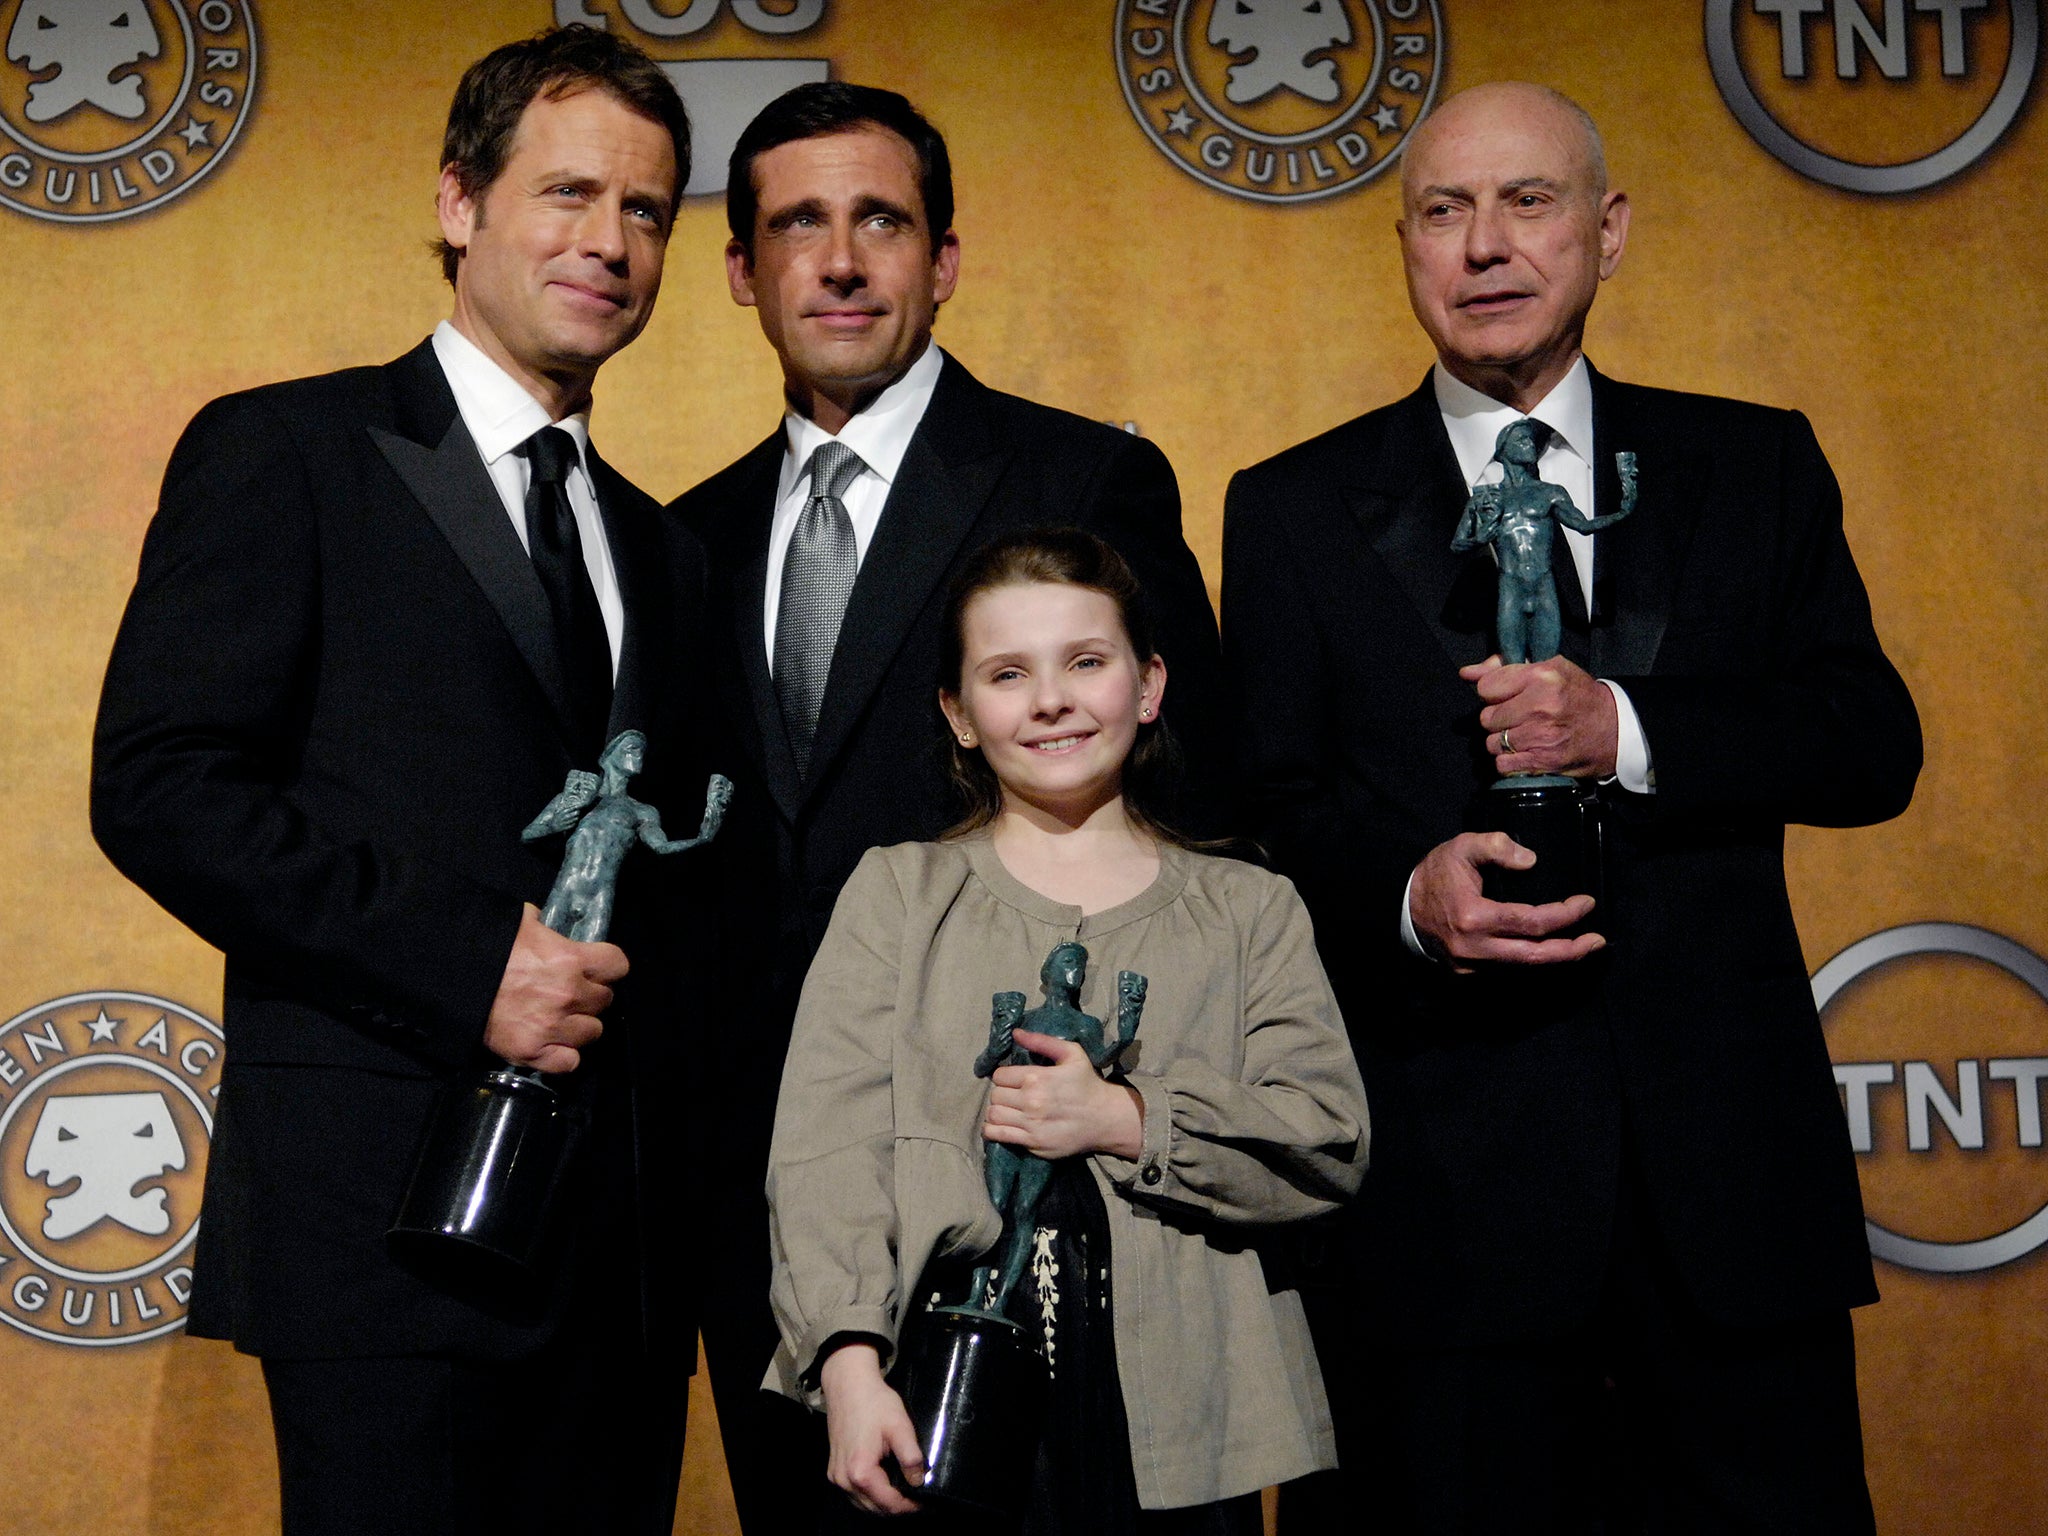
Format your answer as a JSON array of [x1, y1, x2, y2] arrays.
[[959, 733, 975, 746], [1140, 707, 1154, 720]]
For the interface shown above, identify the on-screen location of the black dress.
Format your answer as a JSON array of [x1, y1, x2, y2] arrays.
[[865, 1158, 1260, 1536]]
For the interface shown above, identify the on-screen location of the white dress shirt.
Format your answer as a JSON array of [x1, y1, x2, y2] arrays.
[[431, 321, 623, 678], [1401, 357, 1653, 955], [762, 339, 945, 670]]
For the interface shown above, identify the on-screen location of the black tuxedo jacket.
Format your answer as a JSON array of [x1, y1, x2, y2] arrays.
[[671, 352, 1224, 1201], [92, 340, 714, 1363], [1222, 367, 1920, 1346]]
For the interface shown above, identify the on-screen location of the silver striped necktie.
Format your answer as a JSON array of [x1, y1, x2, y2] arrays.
[[774, 440, 866, 776]]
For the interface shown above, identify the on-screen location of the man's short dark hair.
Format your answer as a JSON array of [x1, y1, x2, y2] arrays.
[[726, 82, 953, 257], [435, 25, 691, 286]]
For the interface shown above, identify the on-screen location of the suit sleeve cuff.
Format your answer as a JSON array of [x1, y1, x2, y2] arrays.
[[1601, 679, 1656, 794]]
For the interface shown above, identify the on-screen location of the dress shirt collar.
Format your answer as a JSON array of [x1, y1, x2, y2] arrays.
[[432, 320, 592, 471], [777, 339, 945, 501], [1432, 355, 1593, 486]]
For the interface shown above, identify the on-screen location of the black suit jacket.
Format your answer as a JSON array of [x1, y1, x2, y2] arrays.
[[671, 352, 1225, 1210], [92, 340, 714, 1363], [1222, 367, 1920, 1346]]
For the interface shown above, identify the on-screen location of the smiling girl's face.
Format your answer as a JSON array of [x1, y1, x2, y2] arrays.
[[939, 580, 1166, 824]]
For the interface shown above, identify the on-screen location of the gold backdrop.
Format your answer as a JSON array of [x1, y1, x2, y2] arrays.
[[1, 1, 2041, 1531]]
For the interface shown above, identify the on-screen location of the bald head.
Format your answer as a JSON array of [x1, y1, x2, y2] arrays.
[[1395, 80, 1629, 412], [1403, 82, 1608, 203]]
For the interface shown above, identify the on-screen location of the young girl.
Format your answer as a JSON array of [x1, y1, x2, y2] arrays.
[[765, 529, 1369, 1533]]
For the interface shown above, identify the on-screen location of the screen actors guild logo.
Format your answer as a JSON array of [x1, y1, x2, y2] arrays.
[[1116, 0, 1443, 204], [1705, 0, 2038, 193], [0, 991, 221, 1345], [0, 0, 257, 223]]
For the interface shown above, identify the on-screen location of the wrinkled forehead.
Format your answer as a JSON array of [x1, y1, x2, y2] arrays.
[[753, 126, 925, 213], [1401, 88, 1603, 204]]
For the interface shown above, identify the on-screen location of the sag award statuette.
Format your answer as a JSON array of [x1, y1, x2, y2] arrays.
[[1452, 419, 1638, 909], [388, 731, 732, 1282], [895, 942, 1147, 1517]]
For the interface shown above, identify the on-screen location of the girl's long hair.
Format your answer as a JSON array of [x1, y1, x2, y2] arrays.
[[938, 527, 1195, 847]]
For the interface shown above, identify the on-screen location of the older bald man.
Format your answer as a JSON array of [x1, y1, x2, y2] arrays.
[[1224, 82, 1918, 1531]]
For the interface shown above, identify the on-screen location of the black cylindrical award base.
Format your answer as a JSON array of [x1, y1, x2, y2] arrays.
[[1481, 775, 1602, 911], [895, 1307, 1047, 1518], [387, 1066, 583, 1285]]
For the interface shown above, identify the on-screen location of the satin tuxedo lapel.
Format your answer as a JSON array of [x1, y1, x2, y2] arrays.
[[1587, 367, 1700, 679], [803, 358, 1007, 797], [368, 345, 580, 752], [1349, 380, 1497, 672]]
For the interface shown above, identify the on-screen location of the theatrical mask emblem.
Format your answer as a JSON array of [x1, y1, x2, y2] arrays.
[[7, 0, 161, 122], [26, 1091, 185, 1240], [0, 991, 221, 1345], [0, 0, 258, 224], [1209, 0, 1353, 104], [1116, 0, 1445, 205]]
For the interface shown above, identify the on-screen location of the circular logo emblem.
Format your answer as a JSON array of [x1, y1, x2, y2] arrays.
[[0, 0, 257, 224], [1815, 924, 2048, 1274], [1115, 0, 1443, 205], [1705, 0, 2038, 194], [0, 991, 221, 1344]]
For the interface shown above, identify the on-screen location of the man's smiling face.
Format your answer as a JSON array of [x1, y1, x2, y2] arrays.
[[1396, 82, 1629, 412], [438, 86, 678, 410]]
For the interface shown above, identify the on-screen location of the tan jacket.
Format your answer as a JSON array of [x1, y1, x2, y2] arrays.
[[766, 837, 1370, 1509]]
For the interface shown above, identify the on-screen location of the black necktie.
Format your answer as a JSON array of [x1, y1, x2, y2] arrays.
[[774, 441, 866, 777], [1520, 419, 1594, 669], [518, 426, 612, 758]]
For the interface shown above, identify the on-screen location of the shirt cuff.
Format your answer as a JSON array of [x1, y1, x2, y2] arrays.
[[1601, 679, 1655, 794], [1400, 867, 1429, 957]]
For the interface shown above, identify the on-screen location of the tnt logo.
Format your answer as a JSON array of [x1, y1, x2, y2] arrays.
[[0, 0, 257, 223], [0, 991, 221, 1345], [555, 0, 828, 197], [1116, 0, 1444, 205], [1706, 0, 2037, 192], [1818, 924, 2048, 1274]]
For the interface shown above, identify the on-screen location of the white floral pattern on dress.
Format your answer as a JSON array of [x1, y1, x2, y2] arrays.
[[1031, 1224, 1062, 1374]]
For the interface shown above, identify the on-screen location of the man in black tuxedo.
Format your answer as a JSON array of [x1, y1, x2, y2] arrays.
[[91, 29, 707, 1536], [1224, 83, 1919, 1531], [670, 82, 1224, 1530]]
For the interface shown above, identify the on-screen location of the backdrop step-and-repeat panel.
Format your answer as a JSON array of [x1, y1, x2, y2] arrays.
[[1, 2, 2041, 1531]]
